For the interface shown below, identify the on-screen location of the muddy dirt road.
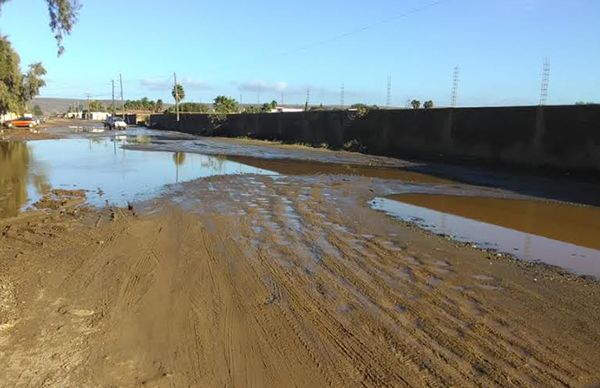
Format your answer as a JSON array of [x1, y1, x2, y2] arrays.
[[1, 127, 600, 386]]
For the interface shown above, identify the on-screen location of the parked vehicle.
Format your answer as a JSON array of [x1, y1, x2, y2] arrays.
[[4, 117, 37, 128], [104, 116, 127, 130]]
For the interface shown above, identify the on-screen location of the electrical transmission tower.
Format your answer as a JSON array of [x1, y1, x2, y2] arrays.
[[305, 88, 310, 110], [340, 83, 345, 108], [451, 66, 460, 107], [539, 58, 550, 106], [386, 75, 392, 108]]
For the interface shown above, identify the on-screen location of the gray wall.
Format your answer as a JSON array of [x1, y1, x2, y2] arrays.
[[149, 105, 600, 172]]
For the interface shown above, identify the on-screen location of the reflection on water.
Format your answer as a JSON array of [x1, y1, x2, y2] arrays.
[[371, 194, 600, 279], [0, 142, 50, 218], [0, 136, 277, 218]]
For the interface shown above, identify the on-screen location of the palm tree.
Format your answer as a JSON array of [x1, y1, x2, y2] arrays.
[[171, 84, 185, 103], [173, 152, 186, 182]]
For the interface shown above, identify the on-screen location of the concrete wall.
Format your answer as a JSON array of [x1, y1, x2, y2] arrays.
[[148, 105, 600, 173]]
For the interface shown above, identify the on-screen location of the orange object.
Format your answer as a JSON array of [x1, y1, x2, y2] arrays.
[[7, 117, 36, 128]]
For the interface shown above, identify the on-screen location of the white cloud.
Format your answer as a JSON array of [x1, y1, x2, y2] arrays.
[[182, 78, 212, 90], [139, 78, 171, 91], [139, 77, 212, 91], [238, 80, 288, 93]]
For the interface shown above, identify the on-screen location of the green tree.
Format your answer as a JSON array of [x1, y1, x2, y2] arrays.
[[244, 105, 261, 114], [155, 99, 164, 113], [0, 0, 80, 55], [20, 62, 47, 101], [88, 100, 105, 111], [0, 36, 22, 115], [168, 102, 209, 113], [32, 104, 43, 116], [0, 37, 47, 115], [213, 96, 239, 114], [423, 100, 434, 109], [259, 100, 278, 112], [350, 103, 379, 116], [172, 84, 185, 103], [410, 99, 421, 109]]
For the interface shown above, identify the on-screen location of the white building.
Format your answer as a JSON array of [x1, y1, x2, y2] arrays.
[[270, 106, 304, 113], [0, 112, 17, 124], [86, 111, 109, 121], [66, 111, 83, 119]]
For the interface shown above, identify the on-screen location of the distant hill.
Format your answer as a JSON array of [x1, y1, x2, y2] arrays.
[[32, 97, 174, 115], [32, 97, 114, 115]]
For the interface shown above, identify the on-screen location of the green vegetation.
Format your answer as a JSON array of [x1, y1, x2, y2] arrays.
[[262, 100, 278, 112], [213, 96, 239, 114], [167, 102, 209, 113], [172, 84, 185, 104], [243, 105, 262, 114], [32, 105, 44, 116], [342, 139, 366, 153], [0, 0, 80, 55], [0, 37, 47, 115], [88, 100, 105, 111], [1, 1, 79, 114], [350, 103, 378, 116], [423, 100, 434, 109], [124, 97, 164, 112], [410, 99, 421, 109], [244, 100, 278, 113]]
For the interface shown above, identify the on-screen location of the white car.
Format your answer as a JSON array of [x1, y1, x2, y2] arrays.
[[104, 116, 127, 130]]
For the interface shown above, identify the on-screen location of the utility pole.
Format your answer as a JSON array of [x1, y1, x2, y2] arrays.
[[119, 74, 124, 118], [173, 72, 180, 122], [451, 66, 460, 108], [111, 80, 115, 115], [86, 93, 91, 120], [340, 83, 345, 108], [305, 88, 310, 111]]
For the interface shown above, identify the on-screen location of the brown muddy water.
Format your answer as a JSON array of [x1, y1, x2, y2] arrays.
[[225, 155, 450, 183], [371, 194, 600, 279]]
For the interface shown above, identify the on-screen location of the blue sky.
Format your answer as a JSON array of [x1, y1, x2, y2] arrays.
[[1, 0, 599, 106]]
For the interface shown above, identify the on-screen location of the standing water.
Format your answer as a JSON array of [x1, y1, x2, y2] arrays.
[[371, 194, 600, 279], [0, 135, 276, 218]]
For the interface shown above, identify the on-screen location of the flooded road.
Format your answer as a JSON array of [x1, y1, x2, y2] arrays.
[[3, 126, 600, 386], [371, 194, 600, 278], [0, 135, 276, 218]]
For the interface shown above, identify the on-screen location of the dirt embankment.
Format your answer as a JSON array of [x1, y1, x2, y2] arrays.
[[1, 175, 600, 387]]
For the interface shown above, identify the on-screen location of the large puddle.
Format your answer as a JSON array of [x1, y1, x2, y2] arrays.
[[371, 194, 600, 279], [0, 134, 276, 218], [224, 155, 449, 183]]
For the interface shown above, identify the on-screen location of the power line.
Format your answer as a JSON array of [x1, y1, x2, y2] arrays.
[[119, 74, 124, 116], [111, 80, 115, 115], [278, 0, 450, 58], [199, 0, 450, 76]]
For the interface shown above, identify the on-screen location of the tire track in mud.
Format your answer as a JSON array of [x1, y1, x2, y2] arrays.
[[235, 176, 599, 386], [2, 175, 600, 387]]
